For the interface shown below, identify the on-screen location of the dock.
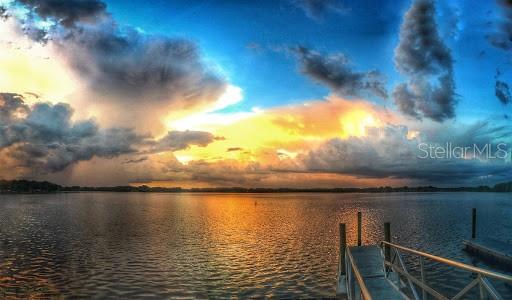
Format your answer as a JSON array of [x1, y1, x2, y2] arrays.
[[336, 211, 512, 300], [464, 238, 512, 267], [337, 219, 406, 299], [463, 208, 512, 268], [342, 245, 404, 299]]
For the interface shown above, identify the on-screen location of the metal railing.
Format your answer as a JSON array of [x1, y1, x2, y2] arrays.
[[380, 241, 512, 300], [343, 246, 373, 300]]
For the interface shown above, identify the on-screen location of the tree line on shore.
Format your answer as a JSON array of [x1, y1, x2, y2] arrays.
[[0, 179, 511, 194]]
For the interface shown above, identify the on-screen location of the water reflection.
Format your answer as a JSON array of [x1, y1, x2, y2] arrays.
[[0, 192, 511, 298]]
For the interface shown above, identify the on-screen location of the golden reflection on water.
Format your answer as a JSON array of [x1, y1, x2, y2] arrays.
[[0, 275, 60, 299]]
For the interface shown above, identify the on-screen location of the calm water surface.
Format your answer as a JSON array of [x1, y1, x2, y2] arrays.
[[0, 192, 511, 298]]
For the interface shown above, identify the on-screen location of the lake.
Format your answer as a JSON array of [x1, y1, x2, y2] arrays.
[[0, 192, 511, 298]]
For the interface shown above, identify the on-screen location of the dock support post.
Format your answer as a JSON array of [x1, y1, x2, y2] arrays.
[[472, 208, 477, 239], [357, 212, 362, 246], [336, 223, 348, 298], [339, 223, 346, 275], [384, 222, 391, 263]]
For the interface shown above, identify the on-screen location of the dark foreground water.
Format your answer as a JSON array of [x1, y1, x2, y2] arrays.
[[0, 192, 511, 299]]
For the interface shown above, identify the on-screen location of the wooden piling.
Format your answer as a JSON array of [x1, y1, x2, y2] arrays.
[[357, 212, 362, 246], [336, 223, 348, 297], [472, 208, 477, 239], [384, 222, 391, 263], [339, 223, 346, 275]]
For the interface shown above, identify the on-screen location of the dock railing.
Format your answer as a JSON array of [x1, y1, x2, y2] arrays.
[[380, 241, 512, 300], [343, 246, 373, 300]]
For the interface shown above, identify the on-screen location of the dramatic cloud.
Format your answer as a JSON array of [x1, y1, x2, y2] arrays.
[[0, 93, 29, 128], [13, 91, 506, 187], [292, 0, 346, 20], [293, 46, 388, 99], [393, 0, 456, 122], [151, 130, 217, 153], [166, 96, 396, 167], [301, 122, 512, 183], [486, 2, 512, 105], [0, 93, 221, 176], [18, 0, 107, 27], [123, 156, 148, 165], [487, 0, 512, 50], [104, 120, 512, 188], [7, 0, 227, 120], [0, 93, 145, 174], [1, 1, 510, 188], [55, 25, 226, 106], [495, 80, 512, 104]]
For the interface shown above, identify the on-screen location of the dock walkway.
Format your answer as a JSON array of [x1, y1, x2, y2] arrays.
[[347, 246, 404, 299]]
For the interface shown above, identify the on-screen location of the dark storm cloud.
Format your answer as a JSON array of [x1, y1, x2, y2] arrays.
[[293, 46, 388, 99], [292, 0, 346, 20], [11, 0, 226, 106], [0, 5, 7, 18], [56, 26, 226, 104], [495, 80, 512, 104], [0, 94, 220, 174], [487, 0, 512, 50], [393, 74, 456, 122], [151, 130, 217, 153], [393, 0, 456, 122], [123, 156, 149, 164], [0, 93, 145, 173], [301, 123, 512, 183], [0, 93, 29, 127], [18, 0, 107, 27]]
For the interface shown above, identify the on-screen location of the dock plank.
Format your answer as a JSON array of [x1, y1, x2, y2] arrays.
[[365, 277, 404, 300], [349, 246, 385, 278]]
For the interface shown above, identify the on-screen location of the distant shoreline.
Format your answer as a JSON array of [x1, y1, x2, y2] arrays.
[[1, 179, 511, 194]]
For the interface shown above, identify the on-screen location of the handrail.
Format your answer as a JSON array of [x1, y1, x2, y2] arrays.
[[381, 241, 512, 283], [346, 247, 373, 300]]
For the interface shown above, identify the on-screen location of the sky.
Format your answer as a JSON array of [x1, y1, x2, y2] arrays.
[[0, 0, 511, 188]]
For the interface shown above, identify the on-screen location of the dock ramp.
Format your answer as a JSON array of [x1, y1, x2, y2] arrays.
[[337, 245, 404, 299]]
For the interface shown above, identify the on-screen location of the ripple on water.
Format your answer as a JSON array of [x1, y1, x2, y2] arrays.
[[0, 192, 511, 298]]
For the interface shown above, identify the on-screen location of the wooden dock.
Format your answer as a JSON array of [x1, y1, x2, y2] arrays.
[[464, 238, 512, 267]]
